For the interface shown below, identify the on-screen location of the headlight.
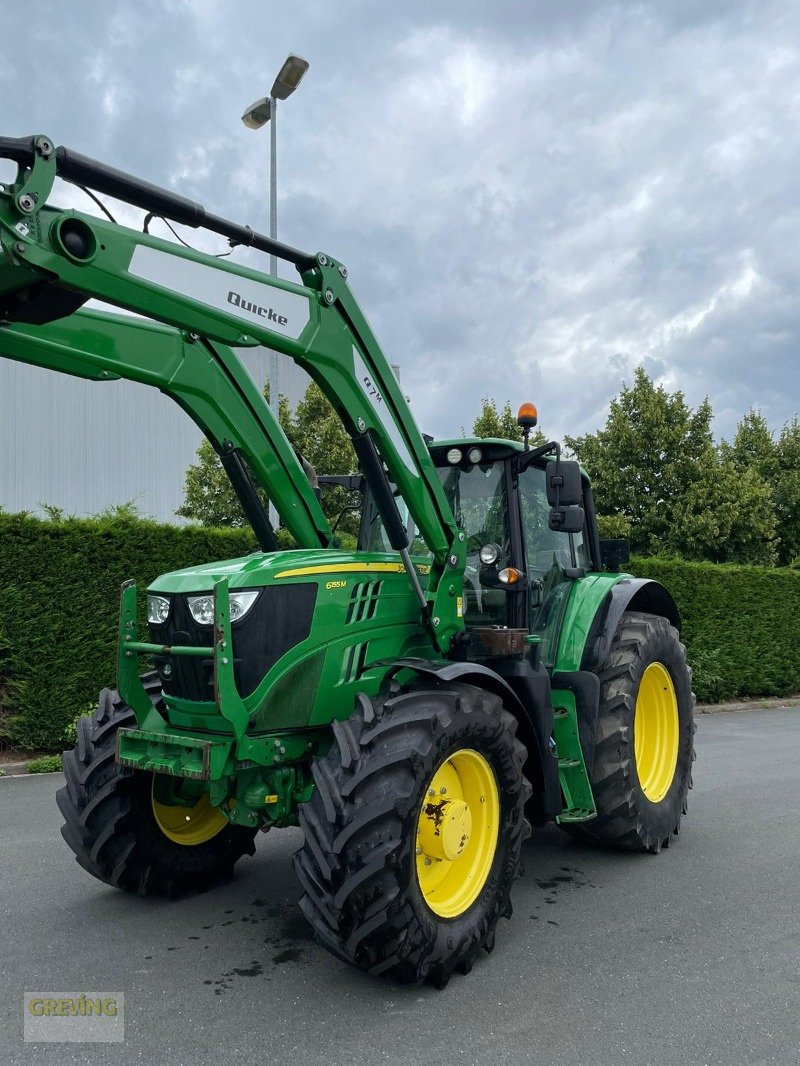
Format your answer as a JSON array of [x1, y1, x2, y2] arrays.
[[187, 590, 259, 626], [468, 447, 482, 464], [187, 595, 214, 626], [446, 447, 462, 464], [147, 595, 170, 624]]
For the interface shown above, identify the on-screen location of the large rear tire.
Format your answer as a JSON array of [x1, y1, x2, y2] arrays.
[[293, 683, 531, 987], [563, 611, 695, 853], [57, 672, 257, 896]]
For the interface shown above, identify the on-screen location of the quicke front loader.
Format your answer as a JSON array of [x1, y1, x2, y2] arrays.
[[0, 134, 695, 987]]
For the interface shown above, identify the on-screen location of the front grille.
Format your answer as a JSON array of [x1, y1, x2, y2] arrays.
[[149, 583, 317, 701]]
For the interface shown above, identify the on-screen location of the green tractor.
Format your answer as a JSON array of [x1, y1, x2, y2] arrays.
[[0, 134, 695, 987]]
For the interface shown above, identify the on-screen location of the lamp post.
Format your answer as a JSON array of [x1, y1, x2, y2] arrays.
[[241, 55, 309, 276], [241, 54, 309, 527]]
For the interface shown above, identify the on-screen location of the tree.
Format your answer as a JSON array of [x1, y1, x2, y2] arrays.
[[177, 391, 292, 528], [472, 398, 546, 446], [286, 384, 357, 480], [595, 513, 632, 541], [177, 383, 358, 536], [773, 418, 800, 565], [286, 383, 360, 537], [722, 409, 777, 480], [566, 367, 714, 556], [719, 409, 800, 565], [176, 437, 250, 528], [663, 455, 777, 566]]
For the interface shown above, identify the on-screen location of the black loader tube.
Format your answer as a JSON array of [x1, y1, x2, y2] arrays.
[[55, 146, 205, 226], [352, 432, 430, 621], [54, 146, 316, 270], [219, 441, 279, 552], [352, 432, 408, 550], [0, 135, 37, 166], [0, 135, 315, 272]]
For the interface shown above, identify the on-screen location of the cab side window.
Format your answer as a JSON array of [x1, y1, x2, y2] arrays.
[[572, 517, 592, 571], [518, 465, 575, 667]]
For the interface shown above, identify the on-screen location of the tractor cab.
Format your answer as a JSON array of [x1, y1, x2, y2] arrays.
[[360, 410, 600, 670]]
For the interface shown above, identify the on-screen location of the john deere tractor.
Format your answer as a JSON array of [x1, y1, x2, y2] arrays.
[[0, 134, 694, 987]]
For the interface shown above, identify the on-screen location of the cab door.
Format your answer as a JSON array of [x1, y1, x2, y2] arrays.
[[516, 462, 591, 668]]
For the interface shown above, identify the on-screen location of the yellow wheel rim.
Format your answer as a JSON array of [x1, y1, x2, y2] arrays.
[[151, 777, 228, 846], [634, 661, 680, 803], [415, 748, 500, 919]]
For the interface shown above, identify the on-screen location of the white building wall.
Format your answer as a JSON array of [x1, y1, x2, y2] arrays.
[[0, 347, 311, 522]]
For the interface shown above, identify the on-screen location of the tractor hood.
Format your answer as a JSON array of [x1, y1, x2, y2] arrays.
[[139, 547, 433, 723], [148, 548, 431, 595]]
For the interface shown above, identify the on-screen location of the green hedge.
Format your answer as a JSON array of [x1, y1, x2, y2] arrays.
[[630, 556, 800, 703], [0, 513, 255, 751], [2, 513, 799, 751]]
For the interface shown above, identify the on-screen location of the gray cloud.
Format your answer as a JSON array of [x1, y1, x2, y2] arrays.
[[2, 0, 799, 444]]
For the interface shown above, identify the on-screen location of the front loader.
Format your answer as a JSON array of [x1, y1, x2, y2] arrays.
[[0, 134, 695, 987]]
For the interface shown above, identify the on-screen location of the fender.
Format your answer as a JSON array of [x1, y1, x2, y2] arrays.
[[385, 657, 560, 824], [580, 577, 681, 673]]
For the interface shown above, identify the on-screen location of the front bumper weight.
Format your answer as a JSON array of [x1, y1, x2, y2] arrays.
[[115, 727, 232, 781]]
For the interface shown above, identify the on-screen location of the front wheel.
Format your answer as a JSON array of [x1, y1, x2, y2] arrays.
[[57, 673, 257, 896], [293, 683, 531, 987], [563, 611, 695, 853]]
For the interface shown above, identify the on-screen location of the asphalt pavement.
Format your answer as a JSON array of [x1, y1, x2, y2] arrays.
[[1, 708, 799, 1066]]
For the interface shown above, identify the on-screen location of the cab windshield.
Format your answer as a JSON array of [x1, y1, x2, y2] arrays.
[[360, 453, 591, 665], [363, 459, 509, 626]]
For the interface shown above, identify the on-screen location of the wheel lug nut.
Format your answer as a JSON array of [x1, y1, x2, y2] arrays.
[[428, 788, 435, 797], [440, 787, 447, 795], [424, 857, 432, 866], [416, 846, 422, 855]]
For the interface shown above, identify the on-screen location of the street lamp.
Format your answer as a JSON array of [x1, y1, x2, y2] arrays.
[[241, 54, 309, 277], [241, 55, 309, 528]]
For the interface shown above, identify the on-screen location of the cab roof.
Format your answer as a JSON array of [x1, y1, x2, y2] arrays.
[[429, 436, 526, 453]]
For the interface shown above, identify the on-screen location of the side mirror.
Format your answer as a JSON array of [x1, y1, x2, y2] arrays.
[[600, 538, 630, 570], [548, 505, 585, 534], [545, 460, 583, 506]]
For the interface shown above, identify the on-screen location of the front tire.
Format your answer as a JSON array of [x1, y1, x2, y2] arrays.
[[564, 611, 695, 853], [293, 683, 531, 987], [57, 672, 257, 896]]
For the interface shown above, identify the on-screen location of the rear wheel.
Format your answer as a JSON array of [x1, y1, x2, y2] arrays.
[[57, 672, 256, 895], [564, 611, 695, 852], [294, 683, 531, 987]]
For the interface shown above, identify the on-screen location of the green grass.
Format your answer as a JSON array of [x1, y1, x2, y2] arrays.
[[26, 754, 63, 774]]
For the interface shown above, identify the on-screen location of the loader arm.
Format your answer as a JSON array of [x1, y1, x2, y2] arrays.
[[0, 134, 465, 651]]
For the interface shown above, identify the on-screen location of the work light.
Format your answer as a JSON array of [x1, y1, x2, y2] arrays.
[[479, 543, 500, 565]]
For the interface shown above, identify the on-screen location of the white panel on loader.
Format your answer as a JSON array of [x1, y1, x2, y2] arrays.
[[128, 245, 311, 341]]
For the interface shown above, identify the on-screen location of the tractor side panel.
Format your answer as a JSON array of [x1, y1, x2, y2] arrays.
[[248, 572, 429, 731]]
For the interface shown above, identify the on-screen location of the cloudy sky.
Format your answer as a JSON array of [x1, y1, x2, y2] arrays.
[[2, 0, 799, 444]]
